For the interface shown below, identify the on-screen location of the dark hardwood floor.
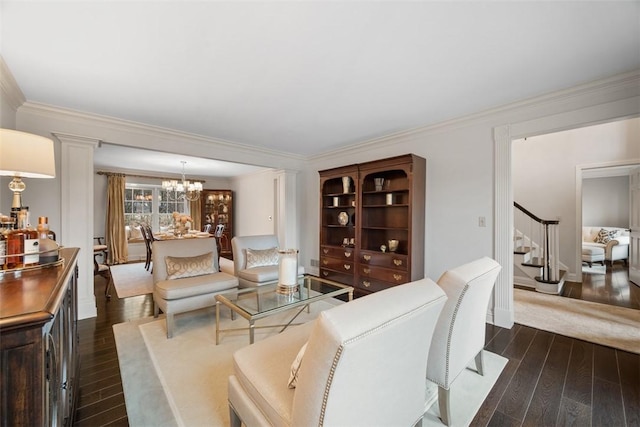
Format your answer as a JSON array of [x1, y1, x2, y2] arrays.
[[563, 262, 640, 310], [74, 269, 639, 426]]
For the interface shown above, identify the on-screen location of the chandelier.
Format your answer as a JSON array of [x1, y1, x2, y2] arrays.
[[162, 161, 203, 202]]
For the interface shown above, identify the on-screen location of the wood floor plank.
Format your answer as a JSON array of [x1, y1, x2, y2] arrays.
[[471, 358, 520, 426], [562, 339, 594, 406], [522, 335, 572, 426], [501, 324, 537, 361], [617, 350, 640, 426], [556, 397, 591, 427], [485, 324, 522, 356], [594, 344, 621, 383], [495, 330, 554, 422], [487, 410, 522, 427], [592, 377, 626, 427]]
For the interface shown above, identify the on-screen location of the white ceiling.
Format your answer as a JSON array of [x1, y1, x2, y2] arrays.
[[2, 1, 639, 173]]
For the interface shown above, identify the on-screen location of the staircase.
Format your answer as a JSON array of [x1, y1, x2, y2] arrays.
[[514, 202, 566, 294]]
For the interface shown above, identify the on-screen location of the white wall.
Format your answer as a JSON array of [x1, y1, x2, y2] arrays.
[[231, 170, 277, 236], [583, 176, 630, 228], [513, 118, 640, 277]]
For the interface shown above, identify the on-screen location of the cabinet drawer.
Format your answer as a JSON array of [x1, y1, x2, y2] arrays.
[[356, 277, 403, 293], [359, 251, 408, 271], [320, 256, 355, 274], [320, 246, 355, 260], [359, 264, 408, 284], [319, 268, 354, 286]]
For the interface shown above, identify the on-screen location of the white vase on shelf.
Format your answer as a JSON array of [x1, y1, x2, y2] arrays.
[[342, 176, 351, 193]]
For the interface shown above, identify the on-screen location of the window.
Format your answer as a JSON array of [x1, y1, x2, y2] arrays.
[[124, 185, 188, 231]]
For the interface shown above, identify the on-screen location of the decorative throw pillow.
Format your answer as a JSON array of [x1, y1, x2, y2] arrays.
[[594, 228, 618, 244], [288, 342, 308, 389], [165, 252, 215, 280], [245, 247, 279, 269], [129, 226, 143, 240]]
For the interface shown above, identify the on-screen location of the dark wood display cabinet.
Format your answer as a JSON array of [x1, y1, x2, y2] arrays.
[[202, 189, 233, 259], [319, 155, 425, 297], [0, 248, 79, 427]]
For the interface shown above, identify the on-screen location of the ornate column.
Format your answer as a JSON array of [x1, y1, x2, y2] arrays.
[[493, 125, 514, 328], [54, 133, 100, 320]]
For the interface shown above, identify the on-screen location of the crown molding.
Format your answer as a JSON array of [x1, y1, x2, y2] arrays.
[[19, 101, 306, 162], [309, 68, 640, 163], [0, 55, 26, 111]]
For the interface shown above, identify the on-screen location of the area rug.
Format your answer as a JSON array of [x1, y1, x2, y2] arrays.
[[514, 288, 640, 354], [109, 262, 154, 298], [114, 302, 506, 427]]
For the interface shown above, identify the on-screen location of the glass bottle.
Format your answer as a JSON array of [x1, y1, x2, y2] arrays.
[[0, 214, 11, 270], [6, 209, 39, 269], [37, 216, 59, 264]]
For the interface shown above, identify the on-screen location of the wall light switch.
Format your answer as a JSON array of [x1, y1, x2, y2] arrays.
[[479, 216, 486, 227]]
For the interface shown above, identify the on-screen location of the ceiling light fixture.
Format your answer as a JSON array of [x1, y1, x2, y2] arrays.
[[162, 161, 202, 202]]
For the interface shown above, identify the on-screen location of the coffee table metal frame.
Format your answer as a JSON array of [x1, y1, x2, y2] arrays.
[[215, 274, 353, 344]]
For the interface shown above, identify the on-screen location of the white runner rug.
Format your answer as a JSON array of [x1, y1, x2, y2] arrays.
[[110, 262, 154, 298], [114, 302, 506, 427]]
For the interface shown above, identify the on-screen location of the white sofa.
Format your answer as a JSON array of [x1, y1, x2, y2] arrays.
[[228, 278, 447, 427], [582, 226, 630, 266]]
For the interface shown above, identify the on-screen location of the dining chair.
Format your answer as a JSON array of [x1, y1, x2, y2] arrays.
[[426, 257, 502, 425], [94, 247, 113, 298], [140, 225, 156, 272]]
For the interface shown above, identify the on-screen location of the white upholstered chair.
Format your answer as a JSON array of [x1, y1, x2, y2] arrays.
[[231, 234, 303, 288], [228, 278, 448, 427], [426, 257, 502, 426], [152, 238, 238, 338]]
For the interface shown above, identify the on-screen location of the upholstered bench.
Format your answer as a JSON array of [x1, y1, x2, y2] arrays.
[[152, 238, 238, 338], [582, 246, 605, 267]]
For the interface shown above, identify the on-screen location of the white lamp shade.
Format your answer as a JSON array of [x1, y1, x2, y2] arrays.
[[0, 129, 56, 178]]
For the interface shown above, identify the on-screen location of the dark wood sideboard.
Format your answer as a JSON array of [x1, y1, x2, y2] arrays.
[[0, 248, 79, 427]]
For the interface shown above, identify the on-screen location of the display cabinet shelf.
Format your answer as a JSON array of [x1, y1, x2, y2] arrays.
[[319, 154, 425, 297], [201, 189, 233, 259]]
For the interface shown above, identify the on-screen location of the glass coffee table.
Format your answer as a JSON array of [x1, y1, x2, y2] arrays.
[[215, 274, 353, 344]]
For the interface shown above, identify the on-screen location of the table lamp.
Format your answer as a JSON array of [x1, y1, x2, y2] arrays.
[[0, 129, 56, 208]]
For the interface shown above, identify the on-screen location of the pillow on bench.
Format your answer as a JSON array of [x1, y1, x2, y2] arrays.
[[245, 247, 278, 269], [165, 252, 215, 280]]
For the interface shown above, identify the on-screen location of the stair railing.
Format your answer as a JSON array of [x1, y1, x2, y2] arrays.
[[514, 202, 560, 283]]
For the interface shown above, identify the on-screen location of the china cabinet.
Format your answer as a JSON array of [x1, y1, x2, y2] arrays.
[[0, 248, 79, 427], [201, 190, 233, 259], [319, 155, 425, 297]]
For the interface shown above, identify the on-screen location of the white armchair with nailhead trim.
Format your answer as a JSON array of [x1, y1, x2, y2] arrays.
[[228, 278, 447, 427]]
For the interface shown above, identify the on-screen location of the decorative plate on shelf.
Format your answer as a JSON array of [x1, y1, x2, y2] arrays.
[[338, 211, 349, 226]]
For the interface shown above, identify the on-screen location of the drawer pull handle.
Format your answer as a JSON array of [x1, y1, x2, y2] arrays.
[[393, 274, 402, 281], [363, 268, 370, 274], [363, 280, 371, 288], [323, 249, 329, 254], [322, 259, 328, 265], [344, 264, 351, 270], [322, 271, 329, 276], [344, 252, 351, 258], [393, 259, 403, 266], [363, 255, 371, 261]]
